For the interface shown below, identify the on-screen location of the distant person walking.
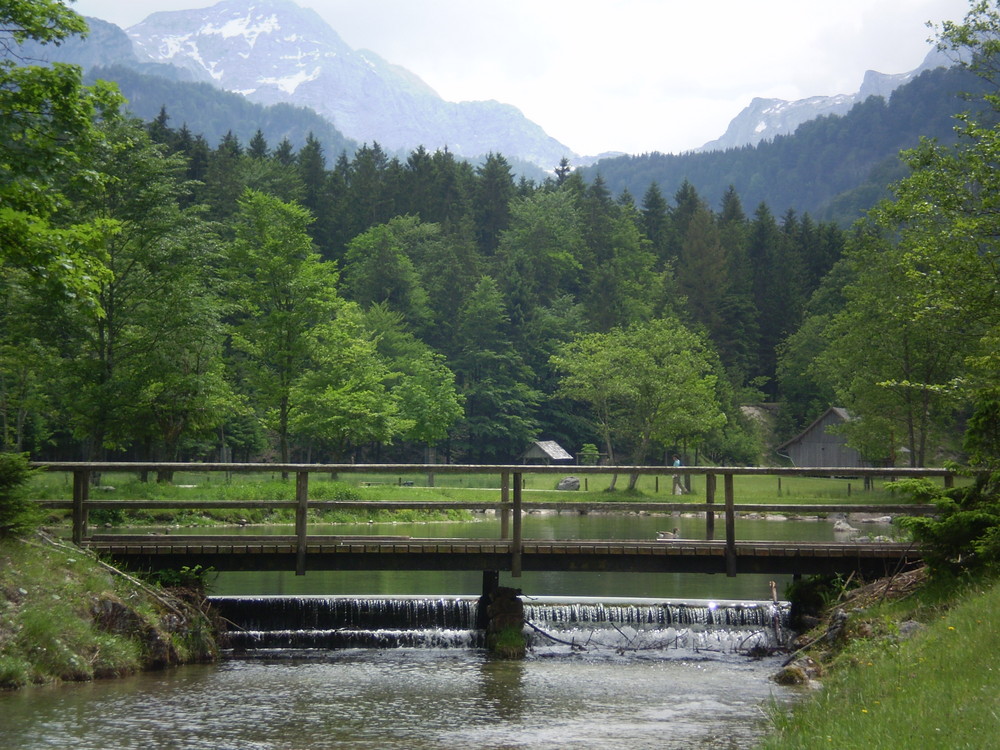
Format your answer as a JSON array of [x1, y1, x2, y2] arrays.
[[672, 454, 686, 495]]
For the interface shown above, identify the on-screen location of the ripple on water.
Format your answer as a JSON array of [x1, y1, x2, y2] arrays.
[[0, 648, 798, 750]]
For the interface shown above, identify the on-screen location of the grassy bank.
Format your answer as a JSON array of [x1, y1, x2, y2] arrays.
[[759, 573, 1000, 748], [0, 533, 218, 690]]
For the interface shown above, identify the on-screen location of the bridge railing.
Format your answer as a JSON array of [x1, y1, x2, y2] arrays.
[[30, 462, 949, 576]]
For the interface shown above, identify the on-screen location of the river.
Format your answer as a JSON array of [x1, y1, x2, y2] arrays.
[[0, 513, 862, 749]]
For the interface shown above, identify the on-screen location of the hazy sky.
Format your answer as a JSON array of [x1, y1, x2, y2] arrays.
[[70, 0, 972, 156]]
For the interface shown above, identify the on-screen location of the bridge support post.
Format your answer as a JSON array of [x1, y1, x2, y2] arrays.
[[705, 473, 716, 541], [500, 471, 510, 539], [724, 473, 737, 577], [72, 470, 89, 545], [477, 570, 501, 630], [295, 471, 309, 576], [511, 472, 522, 577]]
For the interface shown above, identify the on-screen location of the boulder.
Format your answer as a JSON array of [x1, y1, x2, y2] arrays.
[[556, 476, 580, 491]]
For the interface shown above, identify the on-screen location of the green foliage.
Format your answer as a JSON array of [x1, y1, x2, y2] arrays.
[[222, 189, 346, 463], [897, 472, 1000, 577], [289, 306, 409, 456], [144, 564, 215, 591], [1, 1, 124, 306], [0, 452, 41, 537], [552, 318, 725, 479], [964, 392, 1000, 469], [10, 1, 975, 468], [578, 443, 599, 465], [810, 1, 1000, 471], [58, 118, 232, 459]]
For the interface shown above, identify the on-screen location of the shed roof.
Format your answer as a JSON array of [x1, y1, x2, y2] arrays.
[[522, 440, 573, 461], [776, 407, 851, 451]]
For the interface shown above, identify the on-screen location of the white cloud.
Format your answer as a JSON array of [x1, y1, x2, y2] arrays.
[[71, 0, 971, 155]]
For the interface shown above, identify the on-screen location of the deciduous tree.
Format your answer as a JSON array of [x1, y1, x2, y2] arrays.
[[551, 318, 725, 489]]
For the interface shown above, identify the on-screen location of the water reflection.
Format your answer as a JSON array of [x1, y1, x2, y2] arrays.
[[209, 512, 855, 600]]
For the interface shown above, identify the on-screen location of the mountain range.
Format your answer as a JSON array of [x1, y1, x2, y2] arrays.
[[123, 0, 575, 169], [698, 47, 955, 153], [7, 0, 954, 171]]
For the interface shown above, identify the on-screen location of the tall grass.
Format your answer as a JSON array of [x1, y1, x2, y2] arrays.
[[0, 538, 152, 687], [759, 577, 1000, 748]]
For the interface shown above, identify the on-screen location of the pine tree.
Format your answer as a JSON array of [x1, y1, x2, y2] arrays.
[[641, 182, 673, 265], [248, 129, 269, 160], [473, 153, 516, 255]]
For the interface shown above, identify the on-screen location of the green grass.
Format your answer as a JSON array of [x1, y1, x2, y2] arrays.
[[759, 576, 1000, 749], [0, 535, 217, 689]]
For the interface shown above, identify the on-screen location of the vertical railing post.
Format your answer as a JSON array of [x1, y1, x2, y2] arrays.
[[500, 471, 510, 540], [724, 473, 736, 577], [705, 473, 716, 541], [72, 470, 90, 545], [511, 472, 522, 577], [295, 471, 309, 576], [944, 472, 954, 490]]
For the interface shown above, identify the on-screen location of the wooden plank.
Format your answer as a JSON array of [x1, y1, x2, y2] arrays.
[[73, 470, 90, 544], [512, 472, 522, 577], [295, 471, 309, 576], [725, 474, 736, 577]]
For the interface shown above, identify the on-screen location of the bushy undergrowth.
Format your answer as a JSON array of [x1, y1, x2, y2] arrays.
[[894, 471, 1000, 578], [0, 453, 42, 538]]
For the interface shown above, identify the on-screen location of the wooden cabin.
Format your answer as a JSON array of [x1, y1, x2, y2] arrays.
[[775, 407, 868, 468]]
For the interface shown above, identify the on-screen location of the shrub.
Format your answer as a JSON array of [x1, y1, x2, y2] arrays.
[[0, 453, 42, 538], [896, 471, 1000, 578]]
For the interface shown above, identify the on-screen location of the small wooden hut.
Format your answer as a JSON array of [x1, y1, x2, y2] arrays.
[[776, 407, 868, 468], [520, 440, 574, 464]]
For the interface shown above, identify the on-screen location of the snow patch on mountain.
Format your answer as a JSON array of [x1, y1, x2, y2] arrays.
[[259, 65, 320, 94], [201, 12, 280, 44]]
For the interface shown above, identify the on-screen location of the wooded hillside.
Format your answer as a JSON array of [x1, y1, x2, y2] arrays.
[[3, 0, 999, 472]]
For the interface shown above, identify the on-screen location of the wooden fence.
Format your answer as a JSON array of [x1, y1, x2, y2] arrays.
[[30, 463, 949, 577]]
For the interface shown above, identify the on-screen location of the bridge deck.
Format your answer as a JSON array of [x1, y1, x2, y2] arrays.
[[85, 534, 922, 577]]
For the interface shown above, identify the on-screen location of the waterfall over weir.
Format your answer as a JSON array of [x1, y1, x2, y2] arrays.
[[210, 595, 791, 655]]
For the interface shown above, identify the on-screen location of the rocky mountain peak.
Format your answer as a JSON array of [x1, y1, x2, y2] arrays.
[[126, 0, 574, 167], [698, 45, 956, 153]]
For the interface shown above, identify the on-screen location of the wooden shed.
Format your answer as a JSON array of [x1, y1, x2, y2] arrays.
[[775, 407, 868, 468], [520, 440, 574, 464]]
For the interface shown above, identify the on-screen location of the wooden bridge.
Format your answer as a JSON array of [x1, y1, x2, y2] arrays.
[[33, 462, 947, 582]]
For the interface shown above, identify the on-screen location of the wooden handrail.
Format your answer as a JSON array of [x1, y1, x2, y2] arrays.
[[32, 462, 950, 577], [29, 461, 957, 477]]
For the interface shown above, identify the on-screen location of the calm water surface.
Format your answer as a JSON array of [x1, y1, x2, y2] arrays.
[[211, 511, 859, 600]]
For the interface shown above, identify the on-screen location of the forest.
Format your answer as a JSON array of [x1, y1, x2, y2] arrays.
[[3, 0, 999, 472], [583, 62, 991, 224]]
